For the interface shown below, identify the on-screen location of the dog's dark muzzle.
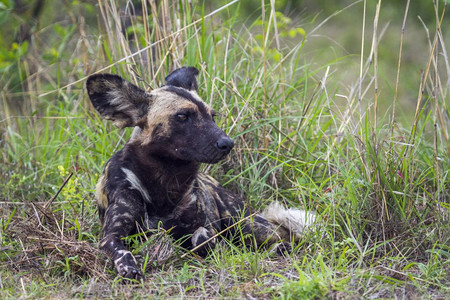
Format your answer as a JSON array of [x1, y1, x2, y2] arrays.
[[216, 136, 234, 154], [200, 135, 234, 164]]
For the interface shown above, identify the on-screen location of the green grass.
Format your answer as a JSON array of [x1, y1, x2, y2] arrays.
[[0, 0, 449, 298]]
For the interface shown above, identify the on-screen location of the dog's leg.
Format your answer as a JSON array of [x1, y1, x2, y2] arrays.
[[239, 205, 318, 253], [99, 193, 145, 281], [214, 187, 316, 252], [190, 226, 217, 256], [241, 213, 294, 253]]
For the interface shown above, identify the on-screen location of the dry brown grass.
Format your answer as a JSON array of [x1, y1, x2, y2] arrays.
[[4, 203, 107, 280]]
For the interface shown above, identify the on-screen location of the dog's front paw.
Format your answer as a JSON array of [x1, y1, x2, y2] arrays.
[[191, 227, 216, 257], [114, 250, 143, 282]]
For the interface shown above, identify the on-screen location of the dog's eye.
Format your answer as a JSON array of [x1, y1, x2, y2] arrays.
[[177, 114, 188, 121]]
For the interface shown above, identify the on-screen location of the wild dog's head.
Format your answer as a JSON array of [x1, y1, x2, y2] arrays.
[[86, 67, 234, 163]]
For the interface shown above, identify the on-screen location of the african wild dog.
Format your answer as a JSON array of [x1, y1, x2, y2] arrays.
[[86, 67, 317, 280]]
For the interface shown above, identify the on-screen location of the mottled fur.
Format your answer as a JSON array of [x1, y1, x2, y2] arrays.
[[86, 67, 318, 281]]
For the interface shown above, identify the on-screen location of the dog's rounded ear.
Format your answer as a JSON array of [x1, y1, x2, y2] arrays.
[[86, 74, 151, 128], [165, 67, 199, 91]]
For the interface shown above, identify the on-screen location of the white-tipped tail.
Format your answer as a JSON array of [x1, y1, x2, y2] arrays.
[[261, 202, 318, 240]]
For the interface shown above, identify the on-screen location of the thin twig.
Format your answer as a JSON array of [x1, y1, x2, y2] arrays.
[[44, 172, 73, 209], [391, 0, 410, 141]]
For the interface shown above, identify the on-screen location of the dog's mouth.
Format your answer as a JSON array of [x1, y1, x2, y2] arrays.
[[203, 152, 230, 164], [196, 141, 232, 164]]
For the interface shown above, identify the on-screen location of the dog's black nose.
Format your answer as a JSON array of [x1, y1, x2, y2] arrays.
[[216, 137, 234, 153]]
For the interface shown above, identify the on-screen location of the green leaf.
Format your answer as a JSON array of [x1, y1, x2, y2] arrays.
[[0, 0, 13, 26]]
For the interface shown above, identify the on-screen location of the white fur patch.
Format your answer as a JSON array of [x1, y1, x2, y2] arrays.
[[191, 227, 215, 248], [130, 127, 142, 141], [121, 167, 151, 203], [191, 227, 209, 247], [261, 202, 318, 240], [114, 250, 137, 265]]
